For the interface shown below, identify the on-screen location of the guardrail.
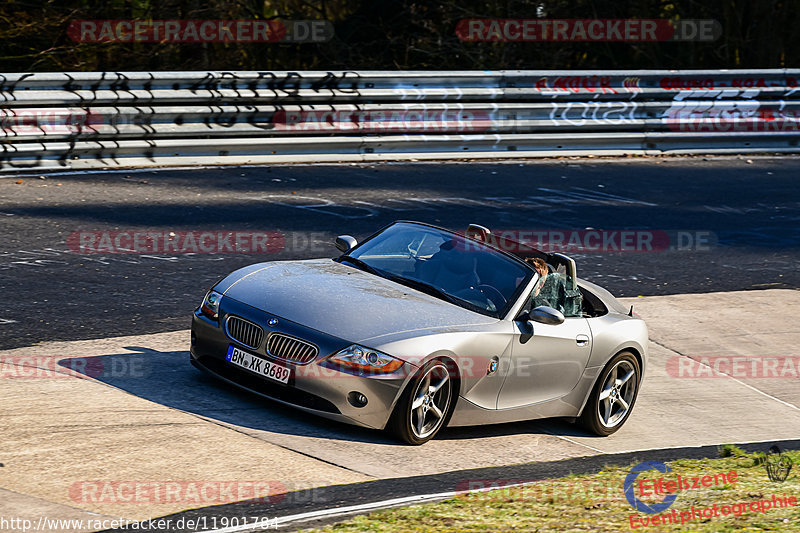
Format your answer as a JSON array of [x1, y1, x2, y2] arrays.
[[2, 69, 799, 172]]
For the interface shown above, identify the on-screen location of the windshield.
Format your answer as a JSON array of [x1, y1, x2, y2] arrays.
[[342, 222, 534, 317]]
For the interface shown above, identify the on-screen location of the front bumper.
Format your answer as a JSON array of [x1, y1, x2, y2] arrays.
[[190, 297, 414, 430]]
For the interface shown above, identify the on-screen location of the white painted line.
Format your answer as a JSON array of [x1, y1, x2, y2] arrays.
[[198, 430, 800, 533], [198, 481, 535, 533], [669, 350, 800, 412], [598, 437, 800, 456], [717, 373, 800, 411], [0, 318, 17, 325], [545, 432, 606, 454]]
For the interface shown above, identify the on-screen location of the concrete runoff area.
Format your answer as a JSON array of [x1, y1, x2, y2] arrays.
[[0, 289, 798, 531]]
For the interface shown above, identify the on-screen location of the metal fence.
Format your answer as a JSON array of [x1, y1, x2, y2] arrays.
[[2, 70, 799, 172]]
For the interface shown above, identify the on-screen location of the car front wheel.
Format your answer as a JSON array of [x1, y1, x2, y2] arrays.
[[388, 359, 454, 445], [579, 351, 640, 436]]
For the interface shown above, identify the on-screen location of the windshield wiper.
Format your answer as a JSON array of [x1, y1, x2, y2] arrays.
[[338, 255, 384, 277], [386, 275, 460, 305]]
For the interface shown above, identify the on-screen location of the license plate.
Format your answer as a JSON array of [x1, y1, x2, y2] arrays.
[[226, 345, 291, 384]]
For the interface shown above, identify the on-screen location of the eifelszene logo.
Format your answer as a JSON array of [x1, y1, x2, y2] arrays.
[[624, 461, 678, 513], [624, 460, 739, 514]]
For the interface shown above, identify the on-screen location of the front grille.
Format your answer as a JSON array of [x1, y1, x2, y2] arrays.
[[267, 333, 319, 364], [225, 316, 265, 349]]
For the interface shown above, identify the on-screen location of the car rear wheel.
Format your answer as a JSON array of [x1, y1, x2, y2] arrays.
[[388, 359, 454, 445], [578, 351, 640, 436]]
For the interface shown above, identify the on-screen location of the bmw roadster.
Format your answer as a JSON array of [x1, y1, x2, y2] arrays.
[[190, 221, 648, 444]]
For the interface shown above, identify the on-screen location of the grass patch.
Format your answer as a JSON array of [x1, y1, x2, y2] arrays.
[[718, 444, 747, 459], [307, 449, 799, 532]]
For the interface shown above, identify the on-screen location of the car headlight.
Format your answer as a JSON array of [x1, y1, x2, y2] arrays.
[[200, 290, 223, 320], [328, 344, 404, 374]]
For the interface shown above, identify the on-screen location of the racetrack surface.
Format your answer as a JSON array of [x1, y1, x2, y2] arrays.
[[1, 155, 799, 350], [2, 156, 800, 532], [3, 289, 799, 531]]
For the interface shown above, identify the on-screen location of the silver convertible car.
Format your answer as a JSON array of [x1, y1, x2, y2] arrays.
[[191, 221, 648, 444]]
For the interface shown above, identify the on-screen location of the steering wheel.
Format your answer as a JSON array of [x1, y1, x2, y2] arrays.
[[477, 284, 507, 310]]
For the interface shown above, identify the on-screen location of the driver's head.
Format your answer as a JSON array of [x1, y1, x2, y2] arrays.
[[525, 257, 549, 278]]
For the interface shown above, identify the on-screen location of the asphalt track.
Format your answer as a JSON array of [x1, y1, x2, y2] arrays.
[[4, 288, 799, 532], [1, 155, 799, 351], [2, 156, 800, 532]]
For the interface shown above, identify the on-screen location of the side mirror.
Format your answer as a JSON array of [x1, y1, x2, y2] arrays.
[[528, 305, 565, 326], [466, 224, 491, 243], [335, 235, 358, 253]]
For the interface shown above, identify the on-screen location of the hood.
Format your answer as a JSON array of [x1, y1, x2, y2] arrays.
[[219, 259, 496, 343]]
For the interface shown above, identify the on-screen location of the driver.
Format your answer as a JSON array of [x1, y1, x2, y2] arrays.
[[525, 258, 549, 295], [525, 257, 565, 313]]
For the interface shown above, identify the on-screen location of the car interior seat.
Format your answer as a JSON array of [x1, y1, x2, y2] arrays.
[[417, 241, 480, 293]]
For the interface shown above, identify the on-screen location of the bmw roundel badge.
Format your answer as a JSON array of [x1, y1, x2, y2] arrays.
[[267, 318, 279, 327], [488, 357, 499, 375]]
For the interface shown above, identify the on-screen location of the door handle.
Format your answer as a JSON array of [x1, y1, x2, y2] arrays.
[[576, 334, 589, 347]]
